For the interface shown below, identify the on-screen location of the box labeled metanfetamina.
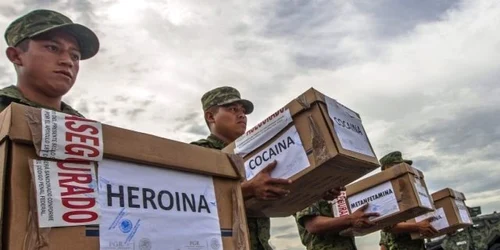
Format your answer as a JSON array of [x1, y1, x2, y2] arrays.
[[340, 163, 435, 236]]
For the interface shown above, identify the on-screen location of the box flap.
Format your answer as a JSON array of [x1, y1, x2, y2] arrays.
[[432, 188, 466, 201], [346, 163, 423, 196], [1, 103, 241, 179]]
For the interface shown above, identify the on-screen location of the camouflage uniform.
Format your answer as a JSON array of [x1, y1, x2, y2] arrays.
[[294, 200, 357, 250], [1, 9, 100, 116], [192, 86, 272, 250], [0, 85, 83, 117], [378, 151, 425, 250], [379, 231, 425, 250]]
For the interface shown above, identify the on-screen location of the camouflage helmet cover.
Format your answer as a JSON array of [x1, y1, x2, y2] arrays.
[[380, 151, 413, 170], [201, 86, 254, 114], [4, 9, 99, 60]]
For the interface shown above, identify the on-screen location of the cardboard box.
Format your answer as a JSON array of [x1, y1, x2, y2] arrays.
[[223, 88, 380, 217], [410, 188, 473, 239], [339, 163, 435, 236], [0, 103, 250, 250]]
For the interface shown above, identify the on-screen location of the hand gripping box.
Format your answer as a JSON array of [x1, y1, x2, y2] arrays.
[[410, 188, 473, 239], [0, 103, 250, 250], [339, 163, 435, 236], [223, 87, 380, 217]]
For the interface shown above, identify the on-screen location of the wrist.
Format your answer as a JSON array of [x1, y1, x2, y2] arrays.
[[241, 180, 255, 199], [347, 214, 354, 227]]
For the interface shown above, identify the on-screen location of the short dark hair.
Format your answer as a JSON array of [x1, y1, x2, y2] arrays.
[[15, 39, 30, 51], [205, 106, 220, 131]]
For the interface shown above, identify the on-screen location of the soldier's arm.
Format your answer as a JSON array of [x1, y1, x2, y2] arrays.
[[386, 218, 439, 237], [385, 222, 421, 233], [303, 214, 354, 234], [297, 202, 378, 234]]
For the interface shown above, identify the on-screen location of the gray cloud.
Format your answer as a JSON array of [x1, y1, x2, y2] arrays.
[[357, 0, 459, 38], [186, 124, 208, 136], [411, 156, 439, 172], [0, 66, 14, 87], [411, 107, 500, 155]]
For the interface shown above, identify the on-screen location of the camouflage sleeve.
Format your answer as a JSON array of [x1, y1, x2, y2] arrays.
[[294, 201, 322, 228], [190, 139, 212, 148], [379, 231, 388, 246], [0, 102, 10, 114]]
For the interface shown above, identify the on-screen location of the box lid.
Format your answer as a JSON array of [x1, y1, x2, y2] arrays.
[[0, 103, 242, 179], [346, 163, 424, 196], [432, 188, 466, 201]]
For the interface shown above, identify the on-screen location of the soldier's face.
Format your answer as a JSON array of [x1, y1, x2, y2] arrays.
[[213, 103, 247, 140], [18, 30, 81, 98]]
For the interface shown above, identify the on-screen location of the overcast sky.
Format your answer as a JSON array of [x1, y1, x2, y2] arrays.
[[1, 0, 499, 249]]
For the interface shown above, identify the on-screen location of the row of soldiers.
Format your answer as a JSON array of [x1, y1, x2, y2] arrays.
[[0, 9, 441, 250]]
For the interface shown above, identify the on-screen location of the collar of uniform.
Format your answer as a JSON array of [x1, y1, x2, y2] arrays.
[[207, 134, 228, 148], [0, 85, 82, 116]]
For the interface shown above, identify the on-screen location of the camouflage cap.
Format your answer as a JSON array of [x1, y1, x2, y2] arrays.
[[380, 151, 413, 170], [201, 86, 254, 114], [4, 9, 99, 60]]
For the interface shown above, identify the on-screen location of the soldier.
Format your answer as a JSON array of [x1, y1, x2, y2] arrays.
[[294, 187, 379, 250], [1, 9, 100, 117], [191, 86, 341, 250], [378, 151, 439, 250]]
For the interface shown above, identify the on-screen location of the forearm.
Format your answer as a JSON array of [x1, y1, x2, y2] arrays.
[[387, 222, 420, 234], [305, 215, 353, 234]]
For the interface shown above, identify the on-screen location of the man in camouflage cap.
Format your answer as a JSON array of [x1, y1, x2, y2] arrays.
[[378, 151, 439, 250], [191, 86, 292, 250], [192, 86, 346, 249], [0, 9, 100, 117]]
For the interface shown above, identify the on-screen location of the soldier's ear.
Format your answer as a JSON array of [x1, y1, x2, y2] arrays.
[[205, 106, 219, 124], [6, 46, 23, 66], [205, 110, 216, 124]]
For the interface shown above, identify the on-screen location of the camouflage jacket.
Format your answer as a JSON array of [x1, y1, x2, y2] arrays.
[[294, 199, 357, 250], [379, 230, 425, 250], [191, 134, 273, 250], [0, 85, 83, 117]]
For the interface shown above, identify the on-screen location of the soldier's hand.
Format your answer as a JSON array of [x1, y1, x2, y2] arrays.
[[322, 186, 345, 201], [349, 203, 380, 228], [417, 218, 439, 237], [247, 161, 292, 200]]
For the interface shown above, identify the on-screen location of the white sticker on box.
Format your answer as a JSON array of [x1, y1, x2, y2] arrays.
[[40, 109, 104, 161], [32, 159, 99, 228], [234, 108, 292, 157], [347, 181, 399, 220], [415, 207, 449, 231], [414, 180, 433, 209], [98, 159, 222, 250], [455, 199, 472, 224], [324, 97, 375, 157], [330, 191, 350, 218], [244, 125, 309, 180]]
